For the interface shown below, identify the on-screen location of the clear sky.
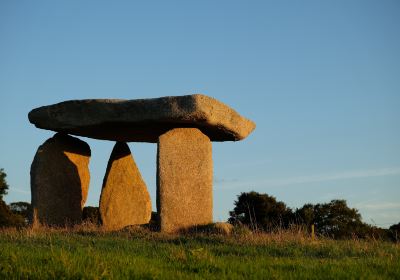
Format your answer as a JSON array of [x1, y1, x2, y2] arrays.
[[1, 1, 399, 228]]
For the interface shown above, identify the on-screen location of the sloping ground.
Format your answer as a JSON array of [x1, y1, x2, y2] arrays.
[[0, 227, 399, 279]]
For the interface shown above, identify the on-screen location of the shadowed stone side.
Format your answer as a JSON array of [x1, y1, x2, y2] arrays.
[[157, 128, 213, 233], [100, 142, 151, 231], [30, 133, 91, 227]]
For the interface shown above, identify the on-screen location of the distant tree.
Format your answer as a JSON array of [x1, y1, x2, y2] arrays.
[[389, 222, 400, 242], [295, 200, 367, 239], [0, 168, 9, 200], [0, 200, 25, 228], [0, 169, 27, 228], [9, 202, 31, 224], [358, 224, 390, 241], [228, 191, 293, 231], [294, 203, 314, 227], [389, 222, 400, 232], [314, 200, 365, 238]]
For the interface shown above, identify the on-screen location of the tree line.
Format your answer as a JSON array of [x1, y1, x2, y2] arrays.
[[0, 168, 399, 241], [229, 191, 399, 241]]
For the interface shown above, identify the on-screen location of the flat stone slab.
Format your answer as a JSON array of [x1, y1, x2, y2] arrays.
[[28, 94, 255, 142]]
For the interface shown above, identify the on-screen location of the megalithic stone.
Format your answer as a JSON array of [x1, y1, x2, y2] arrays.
[[28, 95, 256, 233], [30, 133, 91, 227], [100, 142, 151, 231], [28, 94, 256, 142], [157, 128, 213, 233]]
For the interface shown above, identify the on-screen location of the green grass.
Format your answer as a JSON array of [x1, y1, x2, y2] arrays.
[[0, 226, 399, 279]]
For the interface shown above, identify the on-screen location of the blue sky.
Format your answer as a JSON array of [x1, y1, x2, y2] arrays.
[[1, 1, 399, 227]]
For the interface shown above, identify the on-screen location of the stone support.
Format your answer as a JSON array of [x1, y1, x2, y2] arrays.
[[30, 133, 90, 227], [157, 128, 213, 233], [99, 142, 151, 231]]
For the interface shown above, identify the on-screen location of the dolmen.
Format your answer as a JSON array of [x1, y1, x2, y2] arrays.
[[28, 94, 255, 232]]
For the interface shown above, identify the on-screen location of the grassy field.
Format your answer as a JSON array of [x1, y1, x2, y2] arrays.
[[0, 225, 399, 279]]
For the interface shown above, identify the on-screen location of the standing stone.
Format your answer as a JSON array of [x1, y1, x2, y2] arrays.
[[157, 128, 213, 233], [30, 133, 91, 227], [100, 142, 151, 231]]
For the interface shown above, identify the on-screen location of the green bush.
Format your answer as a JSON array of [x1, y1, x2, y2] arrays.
[[0, 168, 25, 228], [228, 191, 293, 231], [389, 222, 400, 242], [295, 200, 391, 240], [0, 168, 9, 200], [9, 201, 31, 225], [82, 206, 100, 224], [0, 200, 25, 228]]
